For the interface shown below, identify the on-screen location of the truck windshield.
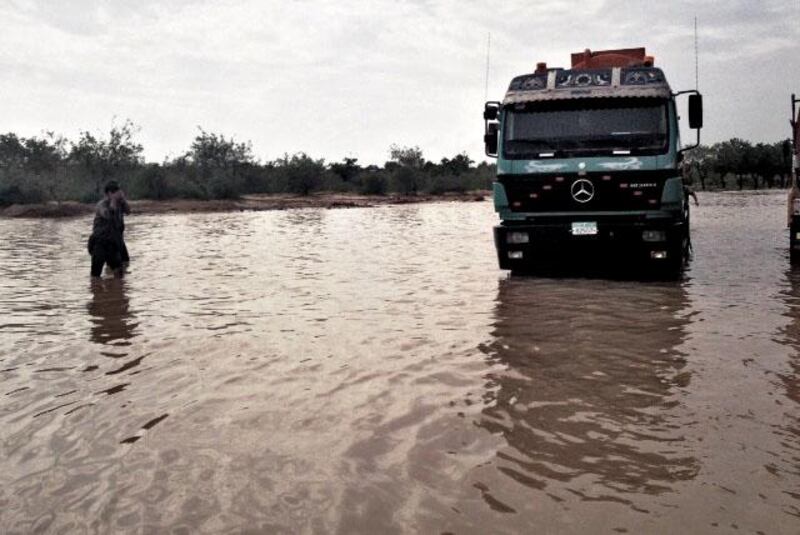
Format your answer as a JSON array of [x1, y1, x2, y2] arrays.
[[504, 98, 668, 158]]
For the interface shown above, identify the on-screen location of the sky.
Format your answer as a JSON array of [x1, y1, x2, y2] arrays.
[[1, 0, 798, 165]]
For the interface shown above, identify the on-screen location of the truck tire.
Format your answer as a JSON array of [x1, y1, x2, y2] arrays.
[[659, 229, 688, 280]]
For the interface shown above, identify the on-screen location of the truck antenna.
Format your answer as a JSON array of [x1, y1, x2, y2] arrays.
[[694, 16, 699, 90], [484, 32, 491, 101]]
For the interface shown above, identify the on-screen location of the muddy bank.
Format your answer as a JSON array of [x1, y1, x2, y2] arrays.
[[0, 191, 489, 218]]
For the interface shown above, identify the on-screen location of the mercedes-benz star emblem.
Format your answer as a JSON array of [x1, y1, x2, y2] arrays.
[[570, 179, 595, 203]]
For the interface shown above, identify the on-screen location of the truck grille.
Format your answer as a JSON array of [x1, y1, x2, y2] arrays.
[[499, 170, 675, 213]]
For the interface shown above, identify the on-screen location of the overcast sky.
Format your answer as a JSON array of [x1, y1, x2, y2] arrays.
[[1, 0, 798, 165]]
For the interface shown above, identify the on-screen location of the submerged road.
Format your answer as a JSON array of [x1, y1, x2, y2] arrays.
[[0, 191, 798, 533]]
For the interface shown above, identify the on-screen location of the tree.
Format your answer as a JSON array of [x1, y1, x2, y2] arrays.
[[439, 153, 473, 176], [279, 153, 326, 196], [752, 142, 780, 188], [0, 132, 68, 204], [69, 120, 143, 198], [26, 133, 68, 202], [185, 128, 253, 169], [389, 144, 425, 169], [392, 166, 421, 195], [329, 157, 361, 182], [388, 145, 427, 195], [177, 129, 256, 199], [684, 145, 714, 190], [713, 139, 749, 189], [0, 133, 27, 170]]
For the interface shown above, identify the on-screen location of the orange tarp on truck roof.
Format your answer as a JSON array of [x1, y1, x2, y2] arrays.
[[571, 48, 653, 69]]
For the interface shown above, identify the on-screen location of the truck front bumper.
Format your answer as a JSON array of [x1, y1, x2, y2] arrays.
[[494, 214, 685, 271], [790, 215, 800, 263]]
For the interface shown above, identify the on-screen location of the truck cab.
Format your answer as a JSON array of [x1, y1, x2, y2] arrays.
[[788, 94, 800, 263], [484, 48, 702, 275]]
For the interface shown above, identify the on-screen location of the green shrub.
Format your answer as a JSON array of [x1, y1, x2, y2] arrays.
[[0, 184, 46, 205], [207, 169, 241, 199], [359, 172, 388, 195], [284, 153, 325, 195], [79, 189, 101, 204], [391, 167, 422, 195], [426, 174, 465, 195], [131, 164, 172, 199]]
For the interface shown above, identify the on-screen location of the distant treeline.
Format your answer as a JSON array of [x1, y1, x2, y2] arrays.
[[684, 139, 794, 190], [0, 122, 495, 206], [0, 123, 794, 206]]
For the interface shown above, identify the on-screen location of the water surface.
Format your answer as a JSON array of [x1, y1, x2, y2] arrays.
[[1, 192, 798, 533]]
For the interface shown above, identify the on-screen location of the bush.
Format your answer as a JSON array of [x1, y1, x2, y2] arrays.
[[69, 121, 144, 197], [131, 164, 172, 200], [391, 166, 422, 195], [283, 153, 325, 195], [0, 184, 46, 205], [426, 174, 466, 195], [319, 171, 353, 193], [207, 169, 241, 199], [358, 172, 388, 195], [79, 189, 101, 204]]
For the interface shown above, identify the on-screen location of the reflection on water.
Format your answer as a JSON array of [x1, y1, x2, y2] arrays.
[[88, 278, 137, 347], [480, 279, 697, 504], [780, 269, 800, 405], [0, 193, 799, 533], [776, 269, 800, 511]]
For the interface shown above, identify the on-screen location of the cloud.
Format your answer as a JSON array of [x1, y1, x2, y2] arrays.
[[0, 0, 798, 164]]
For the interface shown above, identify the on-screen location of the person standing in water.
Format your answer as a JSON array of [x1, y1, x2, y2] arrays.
[[88, 181, 130, 277]]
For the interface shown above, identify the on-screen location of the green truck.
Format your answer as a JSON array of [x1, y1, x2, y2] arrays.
[[788, 94, 800, 264], [484, 48, 703, 275]]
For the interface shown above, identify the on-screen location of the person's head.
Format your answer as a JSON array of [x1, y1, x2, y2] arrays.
[[104, 181, 121, 199]]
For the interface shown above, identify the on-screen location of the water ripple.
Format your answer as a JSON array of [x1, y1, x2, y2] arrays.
[[0, 195, 798, 532]]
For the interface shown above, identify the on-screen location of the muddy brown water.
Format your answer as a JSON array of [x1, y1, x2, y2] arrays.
[[1, 191, 799, 534]]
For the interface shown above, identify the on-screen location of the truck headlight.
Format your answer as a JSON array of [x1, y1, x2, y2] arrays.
[[507, 231, 529, 244], [642, 230, 666, 242]]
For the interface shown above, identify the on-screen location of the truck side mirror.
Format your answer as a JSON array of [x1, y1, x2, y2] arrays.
[[484, 122, 499, 157], [688, 94, 703, 129], [484, 102, 500, 121]]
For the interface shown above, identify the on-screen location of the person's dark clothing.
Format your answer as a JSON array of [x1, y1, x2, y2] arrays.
[[90, 238, 122, 277], [88, 198, 127, 276], [120, 240, 130, 264], [118, 198, 131, 264]]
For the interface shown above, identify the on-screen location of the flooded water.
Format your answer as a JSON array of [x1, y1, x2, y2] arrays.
[[1, 191, 799, 534]]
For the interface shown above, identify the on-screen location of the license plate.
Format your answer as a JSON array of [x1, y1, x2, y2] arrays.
[[571, 222, 598, 236]]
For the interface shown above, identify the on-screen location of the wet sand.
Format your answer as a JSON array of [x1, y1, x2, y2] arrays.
[[0, 191, 799, 533]]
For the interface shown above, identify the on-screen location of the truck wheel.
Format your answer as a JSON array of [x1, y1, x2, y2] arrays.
[[661, 233, 688, 279]]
